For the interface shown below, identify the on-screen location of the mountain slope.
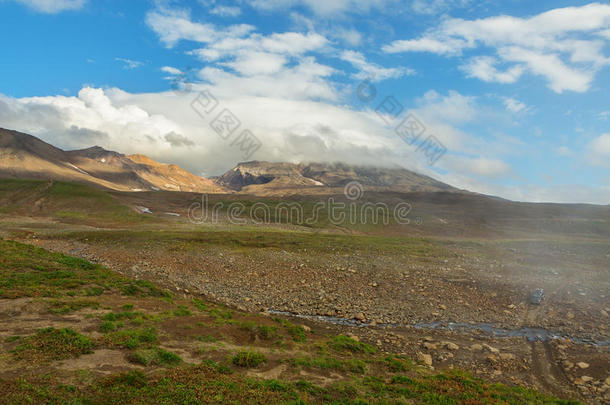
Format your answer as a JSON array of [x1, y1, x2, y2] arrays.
[[215, 161, 457, 195], [0, 128, 225, 193]]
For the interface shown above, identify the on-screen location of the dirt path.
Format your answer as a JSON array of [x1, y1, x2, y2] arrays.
[[529, 342, 575, 399]]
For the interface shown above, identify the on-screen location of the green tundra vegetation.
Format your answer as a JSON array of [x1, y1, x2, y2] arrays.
[[0, 238, 581, 404]]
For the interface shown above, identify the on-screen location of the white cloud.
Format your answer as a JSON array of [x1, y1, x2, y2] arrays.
[[115, 58, 144, 70], [249, 0, 469, 16], [11, 0, 85, 13], [461, 56, 524, 84], [416, 90, 477, 125], [499, 47, 594, 93], [556, 146, 572, 157], [146, 8, 255, 48], [411, 0, 471, 15], [441, 155, 513, 179], [0, 86, 408, 176], [161, 66, 182, 75], [383, 37, 463, 55], [331, 28, 362, 46], [210, 5, 241, 17], [598, 111, 610, 120], [340, 50, 414, 81], [587, 133, 610, 166], [502, 97, 528, 114], [197, 57, 337, 101], [249, 0, 397, 16], [0, 88, 182, 153], [189, 31, 328, 62], [2, 85, 607, 203], [222, 51, 288, 76], [383, 3, 610, 92], [147, 8, 335, 100], [437, 173, 610, 204]]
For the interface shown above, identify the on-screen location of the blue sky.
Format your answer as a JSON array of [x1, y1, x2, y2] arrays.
[[0, 0, 609, 203]]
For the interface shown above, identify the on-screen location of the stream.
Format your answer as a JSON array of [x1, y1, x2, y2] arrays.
[[268, 310, 610, 347]]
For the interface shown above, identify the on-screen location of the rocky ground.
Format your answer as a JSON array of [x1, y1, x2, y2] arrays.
[[0, 237, 585, 404], [7, 227, 607, 404]]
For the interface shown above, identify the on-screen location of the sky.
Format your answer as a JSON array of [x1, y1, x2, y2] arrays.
[[0, 0, 609, 204]]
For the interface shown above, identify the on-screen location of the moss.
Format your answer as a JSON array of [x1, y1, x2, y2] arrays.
[[328, 335, 376, 354], [14, 328, 94, 361], [232, 351, 267, 368]]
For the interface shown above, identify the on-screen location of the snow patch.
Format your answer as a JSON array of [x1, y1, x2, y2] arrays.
[[136, 206, 152, 214], [66, 163, 90, 176]]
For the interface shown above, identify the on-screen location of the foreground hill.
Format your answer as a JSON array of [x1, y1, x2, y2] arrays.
[[0, 238, 579, 404], [0, 128, 225, 193], [215, 161, 457, 196]]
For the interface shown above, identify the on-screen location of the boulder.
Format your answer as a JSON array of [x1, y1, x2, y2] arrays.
[[417, 352, 433, 367]]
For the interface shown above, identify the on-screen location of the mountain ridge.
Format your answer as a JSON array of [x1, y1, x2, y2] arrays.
[[0, 128, 225, 193], [214, 160, 458, 196], [0, 128, 459, 196]]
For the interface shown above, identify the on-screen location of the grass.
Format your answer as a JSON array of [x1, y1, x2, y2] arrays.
[[48, 299, 100, 314], [13, 327, 94, 361], [0, 364, 582, 405], [60, 228, 441, 256], [130, 348, 182, 367], [0, 179, 152, 225], [231, 351, 267, 368], [173, 305, 192, 316], [383, 354, 412, 372], [0, 239, 172, 300], [290, 355, 367, 374], [257, 325, 278, 340], [103, 327, 158, 350], [195, 335, 217, 343], [274, 318, 307, 342], [0, 238, 583, 405], [328, 335, 377, 354]]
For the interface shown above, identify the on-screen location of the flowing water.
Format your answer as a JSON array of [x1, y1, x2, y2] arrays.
[[268, 310, 610, 347]]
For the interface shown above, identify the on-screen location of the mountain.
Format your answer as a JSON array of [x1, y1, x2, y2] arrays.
[[214, 161, 457, 196], [0, 128, 458, 196], [0, 128, 225, 193]]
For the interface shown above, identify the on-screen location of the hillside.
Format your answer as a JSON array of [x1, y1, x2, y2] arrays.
[[215, 161, 457, 196], [0, 128, 225, 193], [0, 238, 579, 404]]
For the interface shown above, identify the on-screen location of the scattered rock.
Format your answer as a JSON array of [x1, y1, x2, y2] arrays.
[[483, 344, 500, 354], [443, 342, 459, 351], [499, 353, 516, 361], [417, 352, 433, 367], [576, 362, 590, 369], [471, 344, 483, 351], [423, 342, 437, 350]]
